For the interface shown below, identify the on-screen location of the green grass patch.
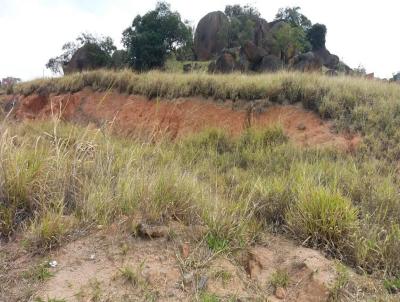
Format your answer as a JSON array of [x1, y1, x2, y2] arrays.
[[205, 233, 230, 253], [383, 278, 400, 294]]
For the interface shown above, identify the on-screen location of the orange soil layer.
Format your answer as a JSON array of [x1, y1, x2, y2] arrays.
[[8, 89, 359, 150]]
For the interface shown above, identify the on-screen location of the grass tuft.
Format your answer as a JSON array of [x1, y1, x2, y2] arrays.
[[286, 187, 358, 256]]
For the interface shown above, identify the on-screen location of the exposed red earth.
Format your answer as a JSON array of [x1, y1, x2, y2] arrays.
[[5, 88, 359, 150]]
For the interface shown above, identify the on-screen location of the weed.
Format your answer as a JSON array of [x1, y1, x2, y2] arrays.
[[22, 262, 53, 282], [205, 233, 229, 253], [119, 266, 140, 285], [383, 278, 400, 294], [212, 269, 232, 285], [270, 269, 290, 289], [118, 261, 146, 287], [199, 292, 220, 302], [329, 262, 350, 301], [120, 243, 129, 256], [89, 278, 102, 301]]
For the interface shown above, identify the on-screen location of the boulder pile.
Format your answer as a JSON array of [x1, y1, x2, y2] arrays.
[[195, 11, 350, 74]]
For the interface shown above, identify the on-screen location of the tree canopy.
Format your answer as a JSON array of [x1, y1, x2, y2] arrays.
[[218, 4, 260, 48], [274, 23, 308, 63], [122, 1, 192, 70], [275, 7, 312, 31], [307, 23, 327, 50]]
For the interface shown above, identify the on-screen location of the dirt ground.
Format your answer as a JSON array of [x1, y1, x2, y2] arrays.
[[1, 219, 388, 302], [0, 221, 390, 302], [3, 89, 359, 151]]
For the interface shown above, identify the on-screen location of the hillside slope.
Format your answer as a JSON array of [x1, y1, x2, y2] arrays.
[[1, 70, 400, 301]]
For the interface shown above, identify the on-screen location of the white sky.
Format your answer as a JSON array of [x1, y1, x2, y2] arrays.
[[0, 0, 399, 80]]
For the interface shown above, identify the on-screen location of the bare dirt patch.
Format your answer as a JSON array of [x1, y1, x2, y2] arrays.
[[1, 222, 392, 301], [4, 89, 359, 150]]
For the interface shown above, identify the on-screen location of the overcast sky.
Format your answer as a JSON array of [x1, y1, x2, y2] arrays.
[[1, 0, 399, 80]]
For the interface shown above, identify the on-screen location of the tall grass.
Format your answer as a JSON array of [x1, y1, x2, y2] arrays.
[[1, 119, 400, 278]]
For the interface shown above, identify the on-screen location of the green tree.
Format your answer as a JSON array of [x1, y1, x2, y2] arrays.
[[274, 23, 308, 64], [307, 23, 327, 50], [275, 7, 312, 31], [46, 33, 116, 74], [275, 7, 312, 53], [175, 24, 195, 61], [218, 4, 260, 48], [122, 2, 192, 70]]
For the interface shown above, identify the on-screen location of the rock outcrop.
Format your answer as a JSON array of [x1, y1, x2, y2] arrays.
[[194, 11, 229, 61], [195, 10, 350, 74], [63, 44, 110, 74]]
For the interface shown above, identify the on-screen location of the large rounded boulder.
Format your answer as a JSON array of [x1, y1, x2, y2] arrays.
[[63, 43, 110, 74], [194, 11, 229, 61]]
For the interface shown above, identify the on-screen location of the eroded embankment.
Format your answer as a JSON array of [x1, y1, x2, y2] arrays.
[[2, 88, 359, 150]]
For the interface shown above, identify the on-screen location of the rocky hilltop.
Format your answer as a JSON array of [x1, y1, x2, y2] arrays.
[[194, 9, 350, 74]]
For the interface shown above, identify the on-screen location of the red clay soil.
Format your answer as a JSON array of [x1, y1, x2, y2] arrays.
[[8, 88, 359, 150]]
